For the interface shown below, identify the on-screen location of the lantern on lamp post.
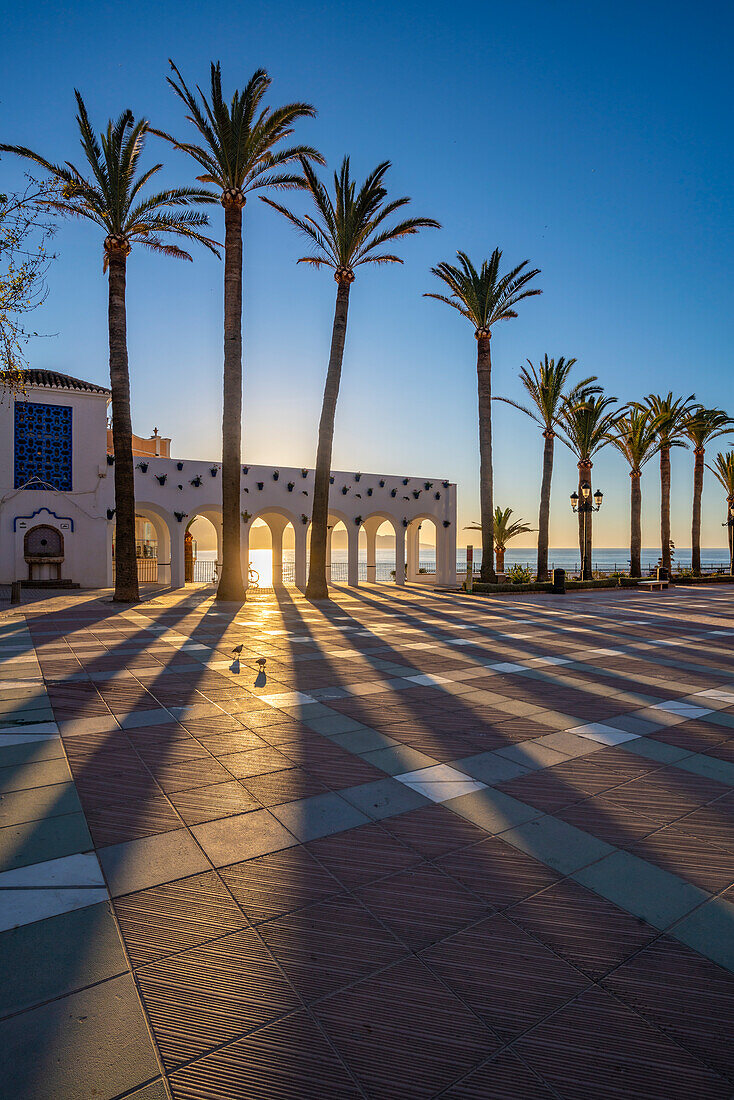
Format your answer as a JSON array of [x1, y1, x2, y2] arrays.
[[570, 482, 603, 580]]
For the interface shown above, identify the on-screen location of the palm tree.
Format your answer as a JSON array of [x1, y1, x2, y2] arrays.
[[496, 356, 598, 580], [154, 62, 322, 602], [425, 251, 541, 582], [556, 393, 619, 578], [606, 408, 660, 577], [0, 93, 217, 602], [263, 156, 439, 599], [643, 393, 697, 574], [682, 407, 733, 574], [466, 507, 535, 572], [707, 451, 734, 574]]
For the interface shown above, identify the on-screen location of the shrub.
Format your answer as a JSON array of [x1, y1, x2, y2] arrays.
[[507, 563, 532, 585]]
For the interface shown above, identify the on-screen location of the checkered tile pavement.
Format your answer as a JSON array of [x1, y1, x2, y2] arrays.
[[2, 582, 734, 1098]]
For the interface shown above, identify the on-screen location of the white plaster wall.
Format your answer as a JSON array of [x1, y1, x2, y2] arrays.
[[0, 385, 113, 586], [0, 382, 458, 588]]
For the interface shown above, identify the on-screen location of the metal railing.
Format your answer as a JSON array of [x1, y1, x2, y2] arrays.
[[112, 558, 158, 583], [192, 559, 218, 585]]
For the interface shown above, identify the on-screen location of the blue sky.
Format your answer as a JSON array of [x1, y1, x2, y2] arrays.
[[2, 0, 733, 548]]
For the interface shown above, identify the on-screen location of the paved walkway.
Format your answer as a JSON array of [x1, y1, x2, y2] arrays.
[[1, 582, 734, 1098]]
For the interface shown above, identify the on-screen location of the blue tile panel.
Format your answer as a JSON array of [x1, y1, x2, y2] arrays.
[[14, 401, 73, 491]]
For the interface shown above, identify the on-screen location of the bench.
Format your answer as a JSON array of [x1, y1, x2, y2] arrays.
[[637, 579, 669, 591]]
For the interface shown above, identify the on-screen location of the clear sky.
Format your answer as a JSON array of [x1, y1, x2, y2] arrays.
[[2, 0, 733, 549]]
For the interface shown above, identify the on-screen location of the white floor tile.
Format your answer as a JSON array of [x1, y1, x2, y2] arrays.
[[652, 701, 711, 718], [0, 888, 109, 933], [0, 852, 104, 888], [260, 691, 315, 707]]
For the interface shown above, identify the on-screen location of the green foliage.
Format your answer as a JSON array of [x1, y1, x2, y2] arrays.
[[262, 157, 439, 275], [556, 391, 619, 462], [425, 249, 541, 332], [507, 563, 532, 584], [497, 355, 599, 431], [465, 506, 535, 550], [155, 61, 322, 196], [0, 92, 219, 271], [606, 406, 660, 472]]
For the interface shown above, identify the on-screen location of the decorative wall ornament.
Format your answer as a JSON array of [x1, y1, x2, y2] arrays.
[[106, 508, 115, 520], [14, 401, 73, 491], [301, 468, 308, 478], [156, 474, 167, 485], [210, 467, 218, 477], [424, 482, 433, 490], [174, 512, 188, 523], [354, 515, 362, 525], [379, 479, 385, 487], [13, 507, 74, 532], [241, 511, 251, 523], [190, 476, 202, 487], [242, 465, 249, 474], [402, 478, 409, 485], [443, 520, 451, 527], [272, 470, 279, 481], [354, 472, 362, 481], [435, 491, 441, 500], [442, 480, 450, 488], [301, 513, 308, 524], [341, 485, 350, 495], [390, 488, 397, 497], [106, 454, 115, 466], [402, 517, 409, 527], [256, 482, 264, 490], [287, 482, 295, 492], [412, 490, 421, 499], [367, 487, 373, 496], [137, 461, 148, 473]]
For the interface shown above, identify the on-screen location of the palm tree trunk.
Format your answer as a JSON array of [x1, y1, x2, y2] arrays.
[[477, 335, 496, 583], [216, 198, 246, 602], [660, 443, 672, 573], [107, 252, 139, 603], [496, 547, 505, 572], [537, 430, 554, 581], [728, 496, 734, 576], [630, 471, 642, 578], [692, 447, 704, 574], [306, 279, 351, 600]]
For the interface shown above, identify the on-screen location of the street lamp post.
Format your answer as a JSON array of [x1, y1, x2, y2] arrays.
[[570, 482, 603, 580], [723, 501, 734, 576]]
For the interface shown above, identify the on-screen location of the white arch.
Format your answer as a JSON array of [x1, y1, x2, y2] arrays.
[[109, 501, 177, 587], [359, 512, 405, 585], [246, 507, 302, 588]]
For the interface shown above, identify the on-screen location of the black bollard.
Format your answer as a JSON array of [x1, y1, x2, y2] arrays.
[[552, 568, 566, 594], [10, 581, 21, 605]]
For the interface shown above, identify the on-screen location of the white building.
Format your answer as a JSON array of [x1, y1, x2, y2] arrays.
[[0, 371, 457, 590]]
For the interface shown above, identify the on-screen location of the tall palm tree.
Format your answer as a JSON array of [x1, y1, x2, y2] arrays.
[[643, 393, 697, 574], [556, 393, 619, 577], [154, 62, 322, 602], [496, 356, 598, 580], [707, 451, 734, 574], [466, 507, 535, 572], [263, 156, 439, 599], [682, 407, 733, 574], [425, 251, 541, 582], [606, 408, 660, 577], [1, 93, 217, 602]]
